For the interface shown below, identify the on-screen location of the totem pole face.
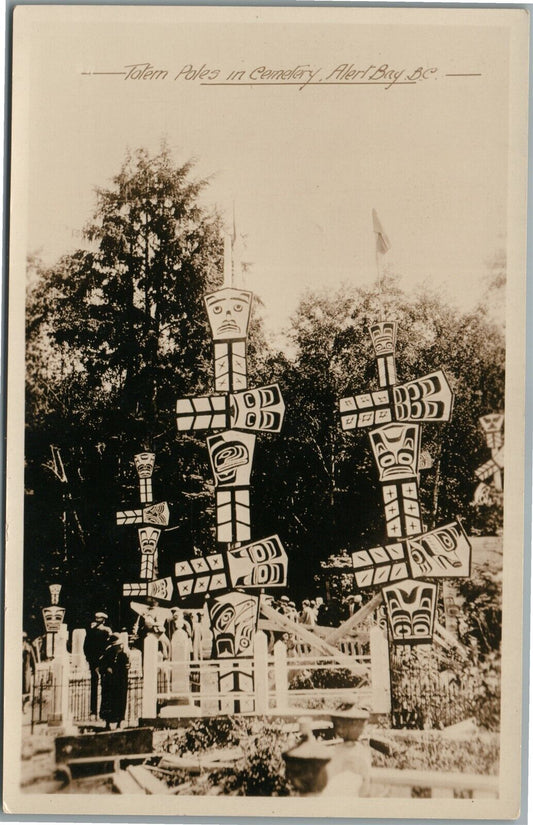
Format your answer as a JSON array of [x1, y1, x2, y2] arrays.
[[370, 423, 420, 481], [382, 579, 437, 645], [134, 452, 156, 478], [138, 526, 161, 555], [230, 384, 286, 433], [369, 321, 397, 356], [204, 288, 253, 341], [406, 521, 471, 578], [207, 431, 256, 487], [49, 584, 62, 605], [226, 535, 288, 588], [479, 414, 504, 449], [42, 605, 66, 633], [393, 370, 454, 422], [208, 591, 259, 657]]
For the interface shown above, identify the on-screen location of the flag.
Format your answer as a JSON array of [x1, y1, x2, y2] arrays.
[[372, 209, 391, 255]]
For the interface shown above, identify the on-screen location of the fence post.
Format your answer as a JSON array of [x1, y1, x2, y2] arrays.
[[253, 631, 268, 713], [142, 633, 158, 719], [369, 626, 391, 714], [50, 645, 71, 727], [273, 640, 288, 711], [71, 628, 87, 672]]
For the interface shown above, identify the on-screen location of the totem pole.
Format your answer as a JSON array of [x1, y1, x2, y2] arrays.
[[473, 413, 504, 504], [119, 452, 174, 600], [42, 583, 66, 659], [175, 228, 288, 709], [339, 212, 472, 647]]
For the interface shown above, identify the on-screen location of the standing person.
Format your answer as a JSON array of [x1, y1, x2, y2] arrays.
[[99, 634, 130, 731], [22, 633, 36, 710], [299, 600, 316, 626], [83, 612, 111, 719]]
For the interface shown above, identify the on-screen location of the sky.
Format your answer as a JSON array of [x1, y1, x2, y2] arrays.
[[17, 6, 510, 346]]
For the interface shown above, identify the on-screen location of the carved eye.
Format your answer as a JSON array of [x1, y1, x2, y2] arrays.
[[398, 450, 413, 465], [213, 305, 222, 314], [233, 303, 243, 312]]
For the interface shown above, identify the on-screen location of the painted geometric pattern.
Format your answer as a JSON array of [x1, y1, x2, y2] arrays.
[[216, 489, 251, 543], [339, 369, 453, 430], [351, 542, 409, 588], [176, 395, 228, 431], [174, 553, 228, 598], [382, 480, 422, 538], [122, 577, 174, 602], [213, 341, 247, 393]]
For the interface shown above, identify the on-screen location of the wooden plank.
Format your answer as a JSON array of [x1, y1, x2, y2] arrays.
[[370, 768, 499, 793], [323, 593, 383, 646], [259, 603, 366, 672], [127, 764, 172, 795], [113, 769, 146, 795]]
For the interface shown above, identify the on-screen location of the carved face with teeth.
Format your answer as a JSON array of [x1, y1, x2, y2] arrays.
[[369, 321, 397, 356], [204, 288, 252, 341], [138, 527, 161, 556], [134, 452, 156, 479], [383, 580, 437, 645], [370, 423, 420, 481]]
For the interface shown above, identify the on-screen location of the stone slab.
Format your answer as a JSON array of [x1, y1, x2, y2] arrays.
[[55, 727, 153, 763]]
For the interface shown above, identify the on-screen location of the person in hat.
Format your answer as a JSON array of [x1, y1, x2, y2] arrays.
[[83, 612, 111, 718], [22, 632, 36, 710], [99, 634, 130, 730]]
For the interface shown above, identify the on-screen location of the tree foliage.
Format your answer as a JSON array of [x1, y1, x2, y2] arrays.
[[24, 146, 506, 635]]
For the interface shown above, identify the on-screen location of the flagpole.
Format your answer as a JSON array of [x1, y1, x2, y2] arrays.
[[375, 242, 384, 323]]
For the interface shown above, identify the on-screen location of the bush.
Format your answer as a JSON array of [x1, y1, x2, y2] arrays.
[[158, 717, 295, 796], [371, 731, 499, 776]]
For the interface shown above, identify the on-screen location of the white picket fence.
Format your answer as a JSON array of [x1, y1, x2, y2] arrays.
[[152, 630, 381, 718]]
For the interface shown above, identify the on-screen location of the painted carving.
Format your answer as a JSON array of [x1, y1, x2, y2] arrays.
[[226, 535, 288, 588], [370, 423, 421, 482], [204, 287, 253, 342], [208, 591, 259, 658], [479, 413, 504, 450], [406, 521, 471, 579], [123, 577, 174, 602], [230, 384, 285, 433], [369, 321, 397, 387], [382, 579, 437, 645], [339, 370, 453, 430], [174, 554, 228, 598], [207, 430, 256, 488], [116, 501, 170, 527], [176, 384, 285, 434], [393, 370, 454, 423], [42, 605, 66, 633]]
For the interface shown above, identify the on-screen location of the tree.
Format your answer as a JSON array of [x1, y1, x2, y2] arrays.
[[257, 278, 505, 602], [24, 146, 260, 633]]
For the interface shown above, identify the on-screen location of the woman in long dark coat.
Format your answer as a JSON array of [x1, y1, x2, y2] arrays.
[[99, 635, 130, 730]]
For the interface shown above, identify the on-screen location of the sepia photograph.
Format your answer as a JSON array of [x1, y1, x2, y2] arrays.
[[4, 5, 529, 818]]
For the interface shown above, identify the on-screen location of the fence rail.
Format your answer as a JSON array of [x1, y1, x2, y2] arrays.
[[368, 767, 499, 799]]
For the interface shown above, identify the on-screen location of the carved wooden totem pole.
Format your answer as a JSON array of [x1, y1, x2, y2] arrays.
[[339, 214, 472, 653], [175, 230, 288, 710]]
